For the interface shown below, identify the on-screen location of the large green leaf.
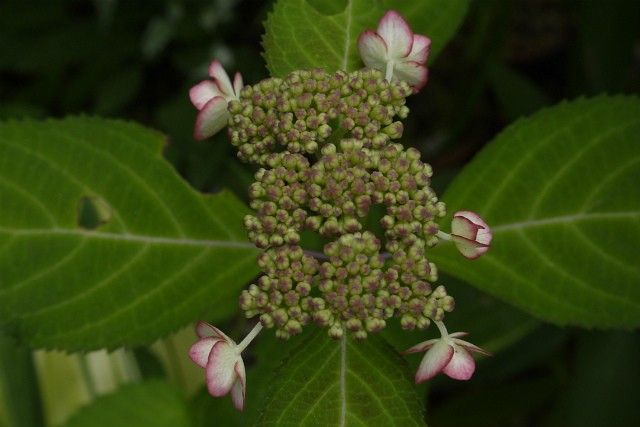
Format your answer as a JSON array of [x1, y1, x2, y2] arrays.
[[258, 333, 424, 426], [0, 118, 258, 351], [431, 96, 640, 328], [62, 381, 191, 427], [263, 0, 470, 76]]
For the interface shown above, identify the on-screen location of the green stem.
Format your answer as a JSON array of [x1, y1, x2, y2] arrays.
[[0, 335, 45, 427]]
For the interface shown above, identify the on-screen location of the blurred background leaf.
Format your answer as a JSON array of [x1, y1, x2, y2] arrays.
[[61, 380, 192, 427]]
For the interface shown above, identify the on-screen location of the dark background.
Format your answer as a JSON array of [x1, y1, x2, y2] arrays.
[[1, 1, 639, 426]]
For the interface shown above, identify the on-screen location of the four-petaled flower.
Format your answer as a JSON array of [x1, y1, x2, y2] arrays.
[[403, 320, 489, 383], [450, 211, 493, 259], [189, 321, 262, 410], [358, 10, 431, 93], [189, 60, 243, 141]]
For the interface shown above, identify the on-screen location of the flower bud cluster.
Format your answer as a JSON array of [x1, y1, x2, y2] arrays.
[[243, 153, 310, 249], [227, 68, 411, 165], [234, 68, 454, 340], [239, 245, 319, 339], [313, 232, 389, 340]]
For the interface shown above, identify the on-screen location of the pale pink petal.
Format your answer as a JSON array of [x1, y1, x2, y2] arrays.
[[452, 235, 490, 260], [189, 81, 221, 110], [230, 361, 246, 411], [233, 72, 243, 97], [451, 215, 480, 241], [452, 338, 491, 356], [377, 10, 413, 57], [442, 345, 476, 380], [196, 321, 231, 341], [208, 60, 234, 96], [401, 338, 439, 355], [358, 30, 388, 70], [453, 211, 492, 246], [415, 340, 454, 383], [194, 96, 230, 141], [206, 341, 239, 396], [476, 225, 492, 246], [407, 34, 431, 63], [189, 337, 221, 368], [448, 332, 468, 339], [393, 61, 428, 93]]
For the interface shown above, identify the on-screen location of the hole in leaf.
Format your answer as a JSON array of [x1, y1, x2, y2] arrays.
[[306, 0, 347, 15], [77, 195, 112, 230]]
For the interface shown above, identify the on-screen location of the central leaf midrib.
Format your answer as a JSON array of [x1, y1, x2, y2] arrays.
[[0, 227, 255, 249], [340, 0, 354, 71], [339, 335, 347, 427], [491, 211, 639, 233]]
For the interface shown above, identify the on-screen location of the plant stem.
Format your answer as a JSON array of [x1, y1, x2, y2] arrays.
[[385, 60, 394, 81], [237, 323, 263, 353], [434, 320, 449, 337], [436, 230, 452, 241]]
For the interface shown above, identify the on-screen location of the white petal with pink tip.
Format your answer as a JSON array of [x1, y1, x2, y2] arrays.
[[416, 339, 454, 383], [442, 346, 476, 380], [407, 35, 431, 63], [208, 60, 234, 96], [452, 338, 492, 356], [196, 321, 230, 341], [377, 10, 413, 57], [206, 341, 239, 396], [189, 81, 222, 110], [453, 211, 492, 245], [402, 338, 439, 355], [393, 61, 428, 93], [194, 97, 230, 141], [452, 235, 490, 259], [189, 337, 221, 368], [230, 361, 246, 410], [358, 31, 389, 70], [233, 72, 243, 96]]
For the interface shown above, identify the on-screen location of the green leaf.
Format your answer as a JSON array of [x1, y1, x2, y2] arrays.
[[258, 333, 424, 426], [263, 0, 470, 76], [0, 118, 258, 351], [431, 96, 640, 328], [62, 381, 192, 427]]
